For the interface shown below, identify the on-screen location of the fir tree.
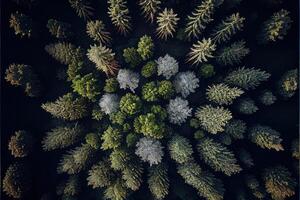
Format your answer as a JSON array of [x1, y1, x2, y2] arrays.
[[9, 12, 33, 38], [42, 123, 84, 151], [211, 13, 245, 44], [86, 20, 111, 45], [110, 148, 130, 171], [87, 44, 119, 76], [206, 83, 244, 105], [259, 90, 277, 106], [148, 163, 169, 200], [69, 0, 94, 19], [47, 19, 72, 39], [278, 69, 298, 98], [142, 81, 159, 102], [87, 160, 115, 188], [141, 61, 157, 78], [104, 78, 119, 93], [58, 175, 81, 196], [263, 166, 296, 200], [195, 105, 232, 134], [137, 35, 154, 60], [108, 0, 132, 35], [41, 93, 88, 121], [225, 67, 271, 90], [216, 40, 250, 66], [156, 8, 180, 40], [236, 98, 258, 115], [104, 179, 128, 200], [249, 125, 284, 151], [123, 47, 142, 68], [119, 93, 142, 115], [168, 135, 193, 164], [85, 133, 101, 149], [8, 130, 33, 158], [122, 160, 143, 191], [197, 137, 242, 176], [184, 0, 215, 39], [187, 38, 216, 65], [101, 126, 122, 150], [139, 0, 161, 23], [259, 9, 292, 43], [224, 119, 246, 140], [199, 64, 215, 78], [158, 80, 175, 99]]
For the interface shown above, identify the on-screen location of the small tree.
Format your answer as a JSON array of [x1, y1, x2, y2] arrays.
[[69, 0, 94, 19], [87, 160, 114, 188], [101, 126, 122, 150], [137, 35, 154, 60], [9, 12, 33, 38], [158, 80, 175, 99], [110, 148, 130, 171], [104, 179, 128, 200], [187, 38, 216, 65], [238, 149, 254, 168], [249, 125, 284, 151], [167, 97, 192, 125], [108, 0, 131, 35], [119, 93, 142, 115], [168, 135, 193, 164], [99, 93, 120, 115], [86, 20, 111, 45], [122, 160, 143, 191], [278, 69, 298, 98], [139, 0, 161, 23], [57, 175, 81, 197], [174, 71, 199, 98], [156, 54, 179, 79], [236, 98, 258, 115], [225, 119, 246, 140], [141, 61, 157, 78], [142, 82, 159, 102], [291, 139, 299, 159], [85, 133, 101, 149], [47, 19, 72, 39], [259, 90, 277, 106], [8, 130, 33, 158], [104, 78, 119, 93], [42, 93, 88, 121], [123, 47, 142, 68], [197, 137, 242, 176], [148, 163, 169, 200], [199, 64, 215, 78], [156, 8, 179, 40], [117, 69, 140, 92]]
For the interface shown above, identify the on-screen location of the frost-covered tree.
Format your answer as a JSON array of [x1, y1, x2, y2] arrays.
[[87, 44, 119, 76], [42, 123, 83, 151], [142, 82, 159, 102], [206, 83, 244, 105], [86, 20, 111, 45], [139, 0, 161, 23], [225, 119, 246, 140], [108, 0, 131, 35], [167, 97, 192, 125], [187, 38, 216, 65], [8, 130, 33, 158], [259, 90, 277, 106], [101, 126, 122, 150], [9, 12, 33, 38], [263, 166, 296, 200], [198, 138, 241, 176], [184, 0, 215, 39], [69, 0, 94, 19], [156, 8, 179, 40], [236, 98, 258, 115], [156, 54, 179, 79], [41, 93, 88, 121], [117, 69, 140, 92], [71, 74, 101, 101], [5, 63, 42, 97], [177, 162, 224, 200], [168, 135, 193, 164], [259, 9, 292, 43], [211, 13, 245, 44], [135, 137, 164, 166], [99, 93, 120, 115], [278, 69, 298, 98], [216, 40, 250, 66], [123, 47, 142, 68], [158, 80, 175, 99], [249, 125, 284, 151], [104, 179, 128, 200], [225, 67, 271, 90], [2, 162, 32, 199], [173, 71, 199, 97], [45, 42, 84, 65], [47, 19, 72, 39], [141, 61, 157, 78], [87, 160, 114, 188], [195, 105, 232, 134], [148, 163, 169, 200], [119, 93, 142, 115], [291, 139, 299, 159], [137, 35, 154, 60], [57, 143, 96, 174]]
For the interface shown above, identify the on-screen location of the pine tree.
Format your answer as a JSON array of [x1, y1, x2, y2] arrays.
[[69, 0, 94, 20], [9, 12, 33, 38], [122, 160, 143, 191], [41, 93, 88, 121], [86, 20, 111, 45], [119, 93, 142, 115], [110, 148, 130, 171], [104, 78, 119, 93], [139, 0, 161, 23], [249, 125, 284, 151], [216, 40, 250, 66], [278, 69, 298, 98], [225, 67, 271, 90], [71, 74, 101, 101], [104, 178, 128, 200], [224, 119, 246, 140], [168, 135, 193, 164], [137, 35, 154, 60], [197, 137, 242, 176], [211, 13, 245, 44], [167, 97, 192, 125], [108, 0, 131, 35], [259, 90, 277, 105], [263, 166, 296, 200], [259, 9, 292, 43], [42, 123, 84, 151], [236, 98, 258, 115], [87, 160, 115, 188], [148, 163, 169, 200], [187, 38, 216, 65], [123, 47, 142, 68], [59, 175, 81, 196], [206, 83, 244, 105], [87, 44, 119, 76], [156, 8, 179, 40], [195, 105, 232, 134], [8, 130, 34, 158], [47, 19, 72, 39], [184, 0, 215, 39], [177, 162, 224, 200], [101, 126, 122, 150]]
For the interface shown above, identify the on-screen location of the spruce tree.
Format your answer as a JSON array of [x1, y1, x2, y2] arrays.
[[87, 160, 115, 188], [259, 90, 277, 106], [122, 160, 143, 191], [236, 98, 258, 115], [86, 20, 111, 45], [187, 38, 216, 65], [278, 69, 298, 98], [156, 8, 179, 40], [101, 126, 122, 150], [139, 0, 161, 23], [104, 179, 128, 200], [137, 35, 154, 60], [197, 137, 242, 176], [108, 0, 131, 35], [224, 119, 246, 140], [148, 163, 169, 200], [168, 135, 193, 164], [110, 148, 130, 171], [69, 0, 94, 19], [47, 19, 72, 39], [8, 130, 33, 158]]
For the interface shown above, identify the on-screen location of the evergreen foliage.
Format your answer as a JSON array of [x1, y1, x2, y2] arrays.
[[87, 160, 114, 188], [197, 137, 242, 176], [195, 105, 232, 134], [104, 179, 128, 200], [187, 38, 216, 65], [8, 130, 33, 158], [122, 160, 143, 191], [108, 0, 131, 35], [199, 64, 215, 78], [47, 19, 72, 39], [158, 80, 175, 99], [167, 97, 192, 125], [123, 47, 142, 68], [236, 98, 258, 115], [69, 0, 94, 19], [119, 93, 142, 115], [99, 93, 120, 115], [142, 82, 159, 101], [117, 69, 140, 92], [259, 90, 277, 105], [139, 0, 161, 23], [42, 123, 83, 151], [58, 175, 81, 197], [86, 20, 111, 44], [148, 163, 169, 200], [110, 148, 130, 171], [174, 71, 199, 97], [85, 133, 101, 149], [137, 35, 154, 60], [141, 61, 157, 78], [41, 93, 88, 121], [249, 125, 284, 151], [104, 78, 119, 93], [9, 12, 33, 38], [101, 126, 122, 150], [168, 135, 193, 164], [224, 119, 246, 140], [291, 139, 299, 159], [278, 69, 298, 98], [156, 54, 179, 79], [238, 149, 254, 168], [156, 8, 180, 40]]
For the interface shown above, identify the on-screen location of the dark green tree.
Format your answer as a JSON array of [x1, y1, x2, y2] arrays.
[[119, 93, 142, 115], [123, 47, 142, 68], [168, 135, 193, 164], [104, 78, 119, 93], [104, 178, 128, 200], [158, 80, 175, 99], [236, 98, 258, 115], [278, 69, 298, 98], [8, 130, 33, 158], [110, 148, 130, 171], [224, 119, 246, 140], [47, 19, 72, 39], [122, 160, 143, 191], [137, 35, 154, 60], [101, 126, 122, 150], [148, 163, 169, 200], [142, 82, 159, 102], [259, 90, 277, 105], [141, 61, 157, 78], [85, 133, 101, 149], [87, 160, 115, 188]]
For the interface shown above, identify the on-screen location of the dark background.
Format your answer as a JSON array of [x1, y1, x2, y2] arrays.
[[1, 0, 299, 199]]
